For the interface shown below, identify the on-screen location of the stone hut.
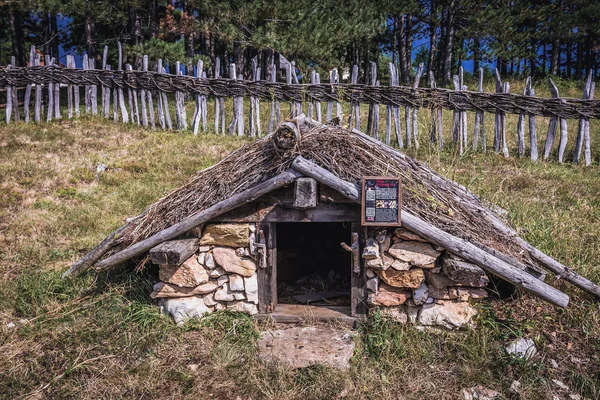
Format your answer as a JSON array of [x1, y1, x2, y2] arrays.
[[67, 116, 597, 329]]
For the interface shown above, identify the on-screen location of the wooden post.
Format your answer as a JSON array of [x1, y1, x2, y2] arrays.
[[349, 65, 360, 130], [228, 63, 243, 135], [191, 59, 203, 135], [411, 63, 424, 149], [286, 63, 293, 117], [45, 55, 53, 122], [125, 64, 135, 124], [308, 70, 315, 120], [214, 57, 223, 134], [516, 77, 529, 157], [249, 59, 260, 137], [101, 46, 109, 118], [528, 86, 538, 161], [160, 62, 172, 129], [5, 58, 14, 124], [127, 64, 140, 125], [34, 53, 42, 123], [429, 71, 443, 149], [140, 57, 148, 126], [493, 69, 502, 152], [473, 68, 484, 151], [583, 82, 595, 166], [501, 81, 510, 158], [117, 42, 129, 123], [66, 55, 74, 118], [389, 63, 403, 148], [24, 45, 35, 122], [144, 56, 155, 128], [83, 54, 90, 114], [175, 61, 187, 130], [89, 58, 98, 115], [452, 75, 462, 154], [291, 61, 302, 116], [543, 79, 562, 162], [267, 61, 279, 132], [573, 70, 592, 164], [366, 61, 377, 138], [156, 60, 166, 129], [314, 72, 322, 122]]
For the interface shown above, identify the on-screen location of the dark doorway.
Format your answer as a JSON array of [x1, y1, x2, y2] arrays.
[[276, 222, 351, 307]]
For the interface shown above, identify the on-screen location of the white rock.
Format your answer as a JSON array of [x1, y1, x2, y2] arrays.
[[215, 303, 226, 311], [412, 282, 429, 305], [362, 239, 379, 260], [366, 269, 376, 279], [198, 245, 211, 252], [229, 274, 245, 291], [462, 386, 500, 400], [197, 252, 206, 265], [244, 274, 259, 304], [405, 302, 420, 324], [552, 379, 569, 391], [214, 283, 235, 301], [569, 394, 582, 400], [380, 307, 408, 323], [217, 274, 229, 287], [203, 293, 218, 307], [209, 266, 226, 278], [509, 380, 521, 394], [227, 301, 258, 314], [5, 322, 15, 330], [366, 276, 379, 293], [205, 252, 215, 269], [419, 300, 477, 330], [160, 296, 210, 326], [233, 292, 246, 300], [505, 338, 537, 360], [549, 359, 559, 368]]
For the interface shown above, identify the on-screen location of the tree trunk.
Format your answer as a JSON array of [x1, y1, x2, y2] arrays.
[[85, 16, 96, 61], [566, 37, 572, 77], [550, 37, 560, 75], [473, 38, 480, 76], [398, 14, 410, 84], [441, 0, 456, 86], [51, 12, 59, 61], [427, 8, 439, 85], [42, 12, 51, 59], [575, 39, 583, 80], [148, 0, 157, 38], [405, 15, 413, 74], [9, 7, 25, 67]]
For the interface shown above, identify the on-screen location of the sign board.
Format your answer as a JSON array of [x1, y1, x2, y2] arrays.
[[361, 176, 402, 226]]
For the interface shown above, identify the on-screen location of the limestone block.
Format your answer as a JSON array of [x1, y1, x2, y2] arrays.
[[227, 301, 258, 315], [442, 258, 489, 287], [205, 252, 215, 269], [367, 283, 412, 306], [210, 266, 226, 278], [214, 282, 235, 302], [366, 269, 376, 279], [393, 228, 429, 242], [387, 241, 441, 266], [456, 287, 488, 301], [200, 223, 249, 247], [378, 268, 424, 289], [366, 276, 379, 293], [159, 296, 210, 325], [428, 285, 459, 300], [362, 238, 379, 260], [244, 274, 259, 304], [159, 256, 209, 288], [203, 293, 218, 307], [366, 257, 384, 270], [379, 306, 408, 323], [233, 292, 246, 300], [217, 275, 229, 287], [229, 274, 245, 291], [418, 300, 477, 329], [212, 247, 256, 277], [151, 281, 218, 298], [197, 252, 206, 265]]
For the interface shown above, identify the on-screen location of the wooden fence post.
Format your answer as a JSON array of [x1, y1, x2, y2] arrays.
[[267, 61, 280, 132], [349, 64, 360, 130], [117, 42, 129, 123], [144, 56, 155, 128], [429, 71, 443, 149], [314, 71, 322, 123], [583, 82, 595, 166], [156, 60, 165, 130], [493, 69, 502, 152], [291, 61, 302, 116], [228, 63, 244, 135], [24, 45, 35, 122], [412, 63, 424, 149], [101, 46, 109, 118], [501, 81, 509, 158], [34, 53, 42, 122], [528, 85, 538, 161], [192, 59, 204, 135], [543, 79, 562, 162], [45, 55, 53, 122], [89, 57, 98, 115], [472, 68, 484, 151], [175, 61, 187, 130], [366, 61, 377, 138], [573, 70, 592, 164], [66, 55, 74, 118], [388, 63, 402, 148], [249, 59, 261, 137]]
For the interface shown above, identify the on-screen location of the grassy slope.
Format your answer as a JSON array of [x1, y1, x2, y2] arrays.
[[0, 93, 599, 399]]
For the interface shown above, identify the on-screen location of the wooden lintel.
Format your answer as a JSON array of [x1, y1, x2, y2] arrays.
[[212, 202, 360, 223]]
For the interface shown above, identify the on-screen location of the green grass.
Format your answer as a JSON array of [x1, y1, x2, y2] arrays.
[[0, 107, 599, 398]]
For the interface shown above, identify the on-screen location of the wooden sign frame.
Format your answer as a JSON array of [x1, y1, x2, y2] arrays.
[[361, 176, 402, 227]]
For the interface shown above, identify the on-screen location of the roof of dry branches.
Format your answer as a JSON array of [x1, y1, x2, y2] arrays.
[[119, 120, 533, 267]]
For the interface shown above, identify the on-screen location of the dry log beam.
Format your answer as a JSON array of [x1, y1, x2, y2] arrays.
[[290, 155, 569, 308], [93, 170, 303, 272]]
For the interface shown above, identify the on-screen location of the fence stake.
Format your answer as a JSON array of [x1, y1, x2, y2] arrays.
[[583, 82, 594, 166], [429, 71, 443, 149], [117, 42, 129, 123], [144, 56, 155, 128], [573, 70, 592, 164], [412, 63, 424, 149], [389, 63, 402, 148], [101, 46, 109, 118], [493, 69, 502, 152], [67, 55, 74, 118], [191, 59, 203, 135], [314, 71, 322, 123], [501, 81, 510, 158], [24, 45, 35, 122], [366, 61, 377, 137], [528, 86, 538, 161], [45, 55, 53, 122], [473, 68, 484, 151], [349, 65, 360, 130], [517, 77, 530, 158], [34, 53, 42, 122], [543, 79, 561, 161]]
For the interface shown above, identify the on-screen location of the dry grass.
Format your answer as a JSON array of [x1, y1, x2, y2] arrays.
[[0, 97, 599, 399]]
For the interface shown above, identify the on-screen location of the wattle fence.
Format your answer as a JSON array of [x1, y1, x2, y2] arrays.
[[2, 44, 599, 166]]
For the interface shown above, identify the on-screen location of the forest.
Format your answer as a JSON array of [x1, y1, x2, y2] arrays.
[[2, 1, 599, 85]]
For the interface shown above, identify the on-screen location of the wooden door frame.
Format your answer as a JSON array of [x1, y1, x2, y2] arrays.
[[257, 220, 367, 317]]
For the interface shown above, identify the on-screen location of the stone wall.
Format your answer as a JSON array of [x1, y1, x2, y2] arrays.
[[364, 227, 489, 329], [152, 223, 259, 325]]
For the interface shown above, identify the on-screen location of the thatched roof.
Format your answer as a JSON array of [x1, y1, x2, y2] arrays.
[[65, 116, 600, 304]]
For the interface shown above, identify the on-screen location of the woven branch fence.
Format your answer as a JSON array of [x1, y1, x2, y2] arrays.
[[2, 45, 598, 166]]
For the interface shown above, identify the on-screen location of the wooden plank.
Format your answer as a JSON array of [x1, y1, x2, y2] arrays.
[[255, 304, 356, 324], [293, 177, 317, 209], [351, 222, 367, 316], [148, 239, 199, 266], [257, 221, 277, 313], [94, 170, 302, 272], [212, 202, 361, 223], [290, 155, 569, 308]]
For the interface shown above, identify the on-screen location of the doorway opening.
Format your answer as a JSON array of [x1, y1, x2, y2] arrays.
[[276, 222, 351, 308]]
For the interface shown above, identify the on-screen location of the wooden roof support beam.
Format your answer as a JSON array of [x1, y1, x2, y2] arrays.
[[291, 155, 569, 308], [91, 169, 303, 273]]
